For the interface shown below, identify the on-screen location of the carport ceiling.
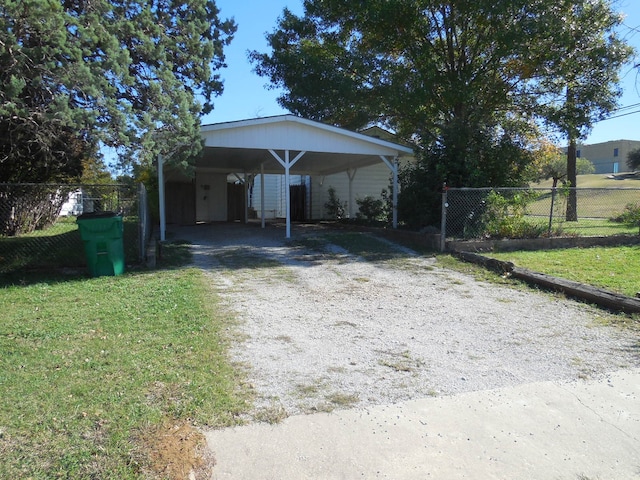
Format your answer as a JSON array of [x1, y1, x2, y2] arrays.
[[197, 115, 414, 176]]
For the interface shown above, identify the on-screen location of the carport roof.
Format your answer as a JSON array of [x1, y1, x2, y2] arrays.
[[197, 115, 414, 176]]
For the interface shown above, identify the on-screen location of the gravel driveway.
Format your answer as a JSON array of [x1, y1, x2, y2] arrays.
[[178, 223, 640, 421]]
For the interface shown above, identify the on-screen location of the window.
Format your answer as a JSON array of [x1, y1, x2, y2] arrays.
[[614, 148, 619, 157], [576, 149, 581, 158]]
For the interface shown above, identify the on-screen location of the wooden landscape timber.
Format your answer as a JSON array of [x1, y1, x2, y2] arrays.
[[454, 250, 640, 314]]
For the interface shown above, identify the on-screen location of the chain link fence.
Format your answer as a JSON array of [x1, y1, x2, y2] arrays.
[[0, 183, 151, 275], [442, 187, 640, 243]]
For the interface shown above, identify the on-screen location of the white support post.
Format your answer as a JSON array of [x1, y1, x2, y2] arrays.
[[380, 156, 399, 229], [243, 172, 249, 224], [269, 149, 306, 238], [347, 168, 357, 219], [260, 163, 266, 229], [284, 151, 291, 236], [158, 154, 166, 241]]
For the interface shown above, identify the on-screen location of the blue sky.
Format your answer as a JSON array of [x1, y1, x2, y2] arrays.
[[204, 0, 640, 145]]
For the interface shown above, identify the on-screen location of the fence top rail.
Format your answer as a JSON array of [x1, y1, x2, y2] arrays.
[[446, 187, 640, 192], [0, 183, 131, 188]]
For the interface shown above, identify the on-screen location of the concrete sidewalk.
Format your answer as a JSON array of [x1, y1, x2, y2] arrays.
[[206, 368, 640, 479]]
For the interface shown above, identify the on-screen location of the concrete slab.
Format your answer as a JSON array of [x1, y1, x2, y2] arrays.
[[206, 368, 640, 479]]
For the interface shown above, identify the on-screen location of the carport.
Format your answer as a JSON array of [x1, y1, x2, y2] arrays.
[[158, 115, 414, 240]]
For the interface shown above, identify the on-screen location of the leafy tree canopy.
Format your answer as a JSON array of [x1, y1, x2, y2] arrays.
[[525, 141, 594, 186], [628, 147, 640, 171], [251, 0, 631, 226], [0, 0, 236, 182]]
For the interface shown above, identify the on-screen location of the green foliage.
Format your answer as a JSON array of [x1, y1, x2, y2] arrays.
[[81, 157, 114, 185], [527, 143, 595, 185], [324, 186, 346, 219], [397, 159, 441, 229], [611, 203, 640, 234], [627, 148, 640, 171], [480, 191, 546, 239], [252, 0, 630, 227], [380, 186, 393, 224], [0, 0, 236, 181], [356, 196, 385, 223]]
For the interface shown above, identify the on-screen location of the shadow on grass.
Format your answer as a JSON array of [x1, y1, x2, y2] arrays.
[[1, 218, 141, 283], [0, 237, 191, 288], [157, 240, 193, 269]]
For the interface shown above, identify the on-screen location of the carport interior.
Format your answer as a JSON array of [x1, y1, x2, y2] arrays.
[[159, 115, 414, 239]]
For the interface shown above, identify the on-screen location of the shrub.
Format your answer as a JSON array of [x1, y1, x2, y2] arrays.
[[356, 196, 385, 223], [324, 187, 346, 219], [611, 203, 640, 234], [480, 190, 545, 239]]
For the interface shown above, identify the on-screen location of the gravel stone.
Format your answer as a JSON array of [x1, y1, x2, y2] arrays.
[[181, 224, 640, 419]]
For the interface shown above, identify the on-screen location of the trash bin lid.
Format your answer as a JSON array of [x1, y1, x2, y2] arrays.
[[77, 211, 118, 220]]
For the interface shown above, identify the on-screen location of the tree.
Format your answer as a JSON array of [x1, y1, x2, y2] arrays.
[[526, 141, 594, 187], [251, 0, 631, 227], [628, 148, 640, 171], [0, 0, 236, 182], [524, 0, 632, 220]]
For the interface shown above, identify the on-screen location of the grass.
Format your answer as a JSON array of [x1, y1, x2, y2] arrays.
[[323, 232, 404, 262], [487, 246, 640, 298], [0, 216, 140, 274], [0, 243, 248, 478], [558, 219, 639, 236], [534, 172, 640, 189], [378, 350, 426, 373]]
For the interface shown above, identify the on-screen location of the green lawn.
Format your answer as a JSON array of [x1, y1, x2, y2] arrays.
[[0, 244, 248, 478], [533, 172, 640, 189], [487, 246, 640, 298], [0, 216, 140, 274]]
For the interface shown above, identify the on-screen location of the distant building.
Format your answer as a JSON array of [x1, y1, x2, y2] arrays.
[[569, 140, 640, 174]]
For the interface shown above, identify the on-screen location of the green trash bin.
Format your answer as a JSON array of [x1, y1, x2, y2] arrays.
[[76, 212, 125, 277]]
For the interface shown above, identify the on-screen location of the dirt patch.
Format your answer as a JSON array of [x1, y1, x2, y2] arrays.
[[137, 420, 214, 480]]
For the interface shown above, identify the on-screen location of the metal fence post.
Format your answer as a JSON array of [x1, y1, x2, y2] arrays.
[[138, 183, 145, 262], [548, 185, 556, 235], [440, 183, 448, 252]]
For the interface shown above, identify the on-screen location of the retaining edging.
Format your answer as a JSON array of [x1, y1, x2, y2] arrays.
[[453, 250, 640, 314]]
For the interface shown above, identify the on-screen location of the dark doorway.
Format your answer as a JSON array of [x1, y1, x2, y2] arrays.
[[290, 184, 306, 221], [165, 182, 196, 224], [227, 183, 246, 222]]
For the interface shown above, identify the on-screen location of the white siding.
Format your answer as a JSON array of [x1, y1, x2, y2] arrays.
[[202, 116, 408, 157], [309, 156, 414, 220], [252, 174, 307, 219], [310, 163, 393, 219]]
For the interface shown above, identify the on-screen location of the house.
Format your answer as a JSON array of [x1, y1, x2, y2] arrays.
[[158, 115, 414, 239], [59, 189, 83, 216], [569, 140, 640, 174]]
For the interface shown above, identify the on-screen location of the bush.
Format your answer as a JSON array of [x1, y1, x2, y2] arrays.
[[611, 203, 640, 234], [324, 187, 346, 219], [356, 196, 385, 223], [480, 190, 546, 239]]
